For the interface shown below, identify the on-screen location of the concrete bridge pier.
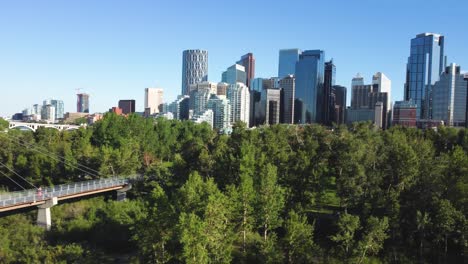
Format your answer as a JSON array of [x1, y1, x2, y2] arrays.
[[116, 184, 132, 201], [37, 197, 58, 230]]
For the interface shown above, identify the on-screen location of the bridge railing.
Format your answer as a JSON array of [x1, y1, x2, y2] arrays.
[[0, 176, 130, 208]]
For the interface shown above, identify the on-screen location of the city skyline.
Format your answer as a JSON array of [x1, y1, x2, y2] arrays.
[[0, 0, 467, 116]]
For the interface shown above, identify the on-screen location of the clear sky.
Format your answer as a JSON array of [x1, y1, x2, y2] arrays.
[[0, 0, 467, 116]]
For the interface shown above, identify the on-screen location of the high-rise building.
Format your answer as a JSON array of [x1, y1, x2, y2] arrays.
[[182, 49, 208, 95], [222, 64, 247, 85], [189, 81, 217, 95], [145, 88, 163, 115], [191, 109, 214, 128], [351, 74, 365, 87], [43, 104, 56, 123], [251, 78, 264, 92], [349, 74, 390, 128], [278, 49, 301, 78], [323, 60, 336, 125], [331, 85, 347, 125], [432, 63, 467, 127], [51, 99, 64, 119], [217, 82, 229, 97], [77, 93, 89, 113], [227, 82, 250, 126], [294, 50, 325, 124], [372, 72, 392, 109], [279, 75, 295, 124], [118, 100, 136, 114], [404, 33, 445, 119], [254, 88, 281, 125], [168, 95, 190, 120], [207, 94, 231, 130], [237, 53, 255, 88], [393, 100, 417, 127], [189, 86, 212, 116]]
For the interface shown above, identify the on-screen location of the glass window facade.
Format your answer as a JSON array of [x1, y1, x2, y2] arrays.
[[404, 33, 444, 119], [278, 49, 301, 79], [294, 50, 325, 124]]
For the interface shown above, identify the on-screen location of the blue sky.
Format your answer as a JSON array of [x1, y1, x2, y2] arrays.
[[0, 0, 467, 116]]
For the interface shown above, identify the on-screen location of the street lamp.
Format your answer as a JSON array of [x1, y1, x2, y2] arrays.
[[465, 74, 468, 128]]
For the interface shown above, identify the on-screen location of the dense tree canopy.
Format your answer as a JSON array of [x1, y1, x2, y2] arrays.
[[0, 114, 467, 263]]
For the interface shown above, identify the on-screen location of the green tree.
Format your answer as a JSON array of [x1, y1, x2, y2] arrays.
[[330, 212, 360, 259], [357, 216, 389, 264], [284, 210, 316, 263]]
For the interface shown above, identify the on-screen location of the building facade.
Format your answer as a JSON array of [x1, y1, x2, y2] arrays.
[[254, 88, 281, 125], [294, 50, 325, 124], [189, 86, 212, 116], [432, 63, 467, 127], [278, 49, 301, 78], [189, 81, 217, 95], [118, 100, 136, 114], [237, 53, 255, 88], [392, 100, 417, 127], [331, 85, 347, 125], [206, 94, 231, 130], [279, 75, 295, 124], [323, 60, 336, 125], [145, 88, 164, 115], [227, 82, 250, 126], [404, 33, 445, 119], [77, 93, 89, 113], [222, 64, 247, 85], [182, 49, 208, 95]]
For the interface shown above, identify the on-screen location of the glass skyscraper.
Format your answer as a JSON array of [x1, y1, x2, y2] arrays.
[[294, 50, 325, 124], [404, 33, 445, 119], [278, 49, 301, 79], [77, 93, 89, 113]]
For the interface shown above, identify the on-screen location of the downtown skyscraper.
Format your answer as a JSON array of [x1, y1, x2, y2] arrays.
[[294, 50, 325, 124], [404, 33, 445, 120], [278, 49, 301, 79], [236, 53, 255, 88], [181, 49, 208, 95]]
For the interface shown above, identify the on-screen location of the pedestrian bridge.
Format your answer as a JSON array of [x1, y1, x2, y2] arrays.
[[8, 121, 83, 132], [0, 176, 132, 229]]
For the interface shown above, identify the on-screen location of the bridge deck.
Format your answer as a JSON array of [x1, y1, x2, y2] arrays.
[[0, 177, 129, 212]]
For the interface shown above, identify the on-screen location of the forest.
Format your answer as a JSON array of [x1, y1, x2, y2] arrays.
[[0, 114, 467, 263]]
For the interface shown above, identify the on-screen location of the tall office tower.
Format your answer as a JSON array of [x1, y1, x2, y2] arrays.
[[237, 53, 255, 88], [323, 60, 336, 125], [251, 78, 264, 92], [351, 73, 365, 87], [145, 88, 164, 115], [182, 49, 208, 95], [118, 100, 136, 114], [405, 33, 445, 119], [189, 86, 212, 115], [393, 100, 417, 127], [227, 82, 250, 126], [279, 75, 295, 124], [207, 94, 231, 130], [278, 49, 302, 78], [50, 100, 64, 119], [168, 95, 190, 120], [189, 81, 218, 95], [432, 64, 467, 127], [349, 74, 390, 128], [222, 64, 247, 85], [331, 85, 347, 125], [254, 88, 281, 125], [373, 72, 391, 108], [217, 82, 229, 97], [294, 50, 325, 124], [77, 93, 89, 113]]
